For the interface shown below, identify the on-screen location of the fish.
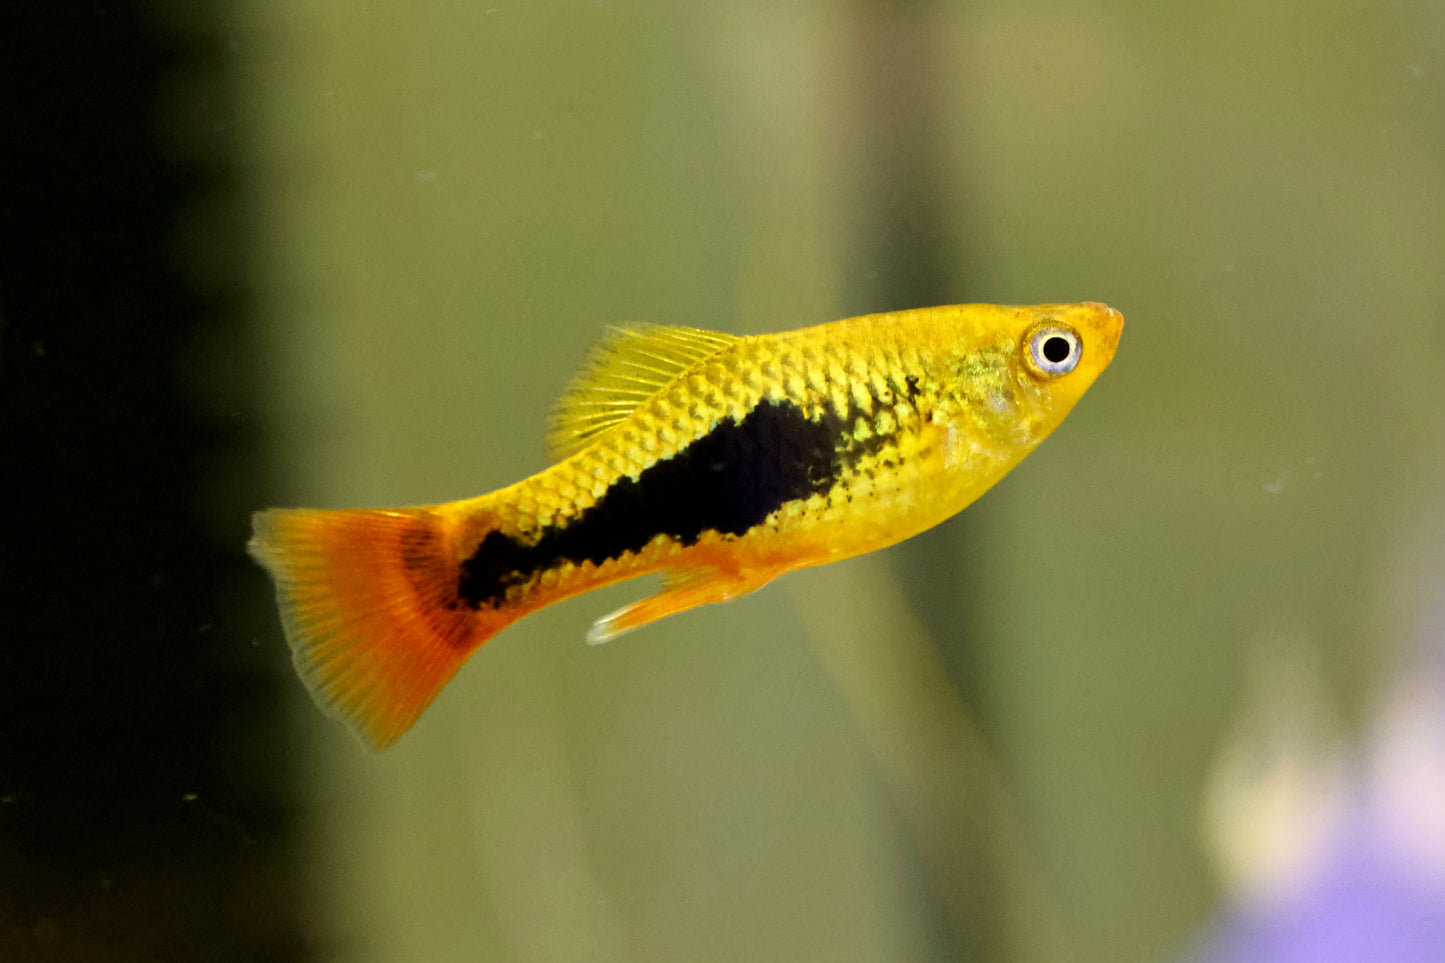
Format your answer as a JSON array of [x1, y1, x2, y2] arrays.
[[249, 302, 1123, 749]]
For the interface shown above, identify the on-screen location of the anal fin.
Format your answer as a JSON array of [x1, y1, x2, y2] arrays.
[[586, 564, 784, 645]]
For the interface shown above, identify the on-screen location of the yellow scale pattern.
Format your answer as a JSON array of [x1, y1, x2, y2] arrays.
[[474, 307, 1085, 591]]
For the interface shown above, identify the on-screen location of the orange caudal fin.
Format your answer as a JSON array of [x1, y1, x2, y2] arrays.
[[248, 506, 509, 750]]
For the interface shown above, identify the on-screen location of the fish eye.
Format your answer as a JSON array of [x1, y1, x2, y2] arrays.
[[1025, 324, 1081, 378]]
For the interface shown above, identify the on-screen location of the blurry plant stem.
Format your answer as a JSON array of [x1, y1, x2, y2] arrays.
[[791, 554, 1069, 963]]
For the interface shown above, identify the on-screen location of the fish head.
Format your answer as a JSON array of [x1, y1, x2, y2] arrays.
[[1012, 301, 1124, 424], [928, 301, 1123, 452]]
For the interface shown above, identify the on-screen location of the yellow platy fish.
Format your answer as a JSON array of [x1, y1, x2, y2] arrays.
[[250, 302, 1122, 749]]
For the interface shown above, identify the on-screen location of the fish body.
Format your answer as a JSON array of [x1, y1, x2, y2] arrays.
[[250, 302, 1123, 749]]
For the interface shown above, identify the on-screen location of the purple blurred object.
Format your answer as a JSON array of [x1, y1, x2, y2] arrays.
[[1189, 670, 1445, 963]]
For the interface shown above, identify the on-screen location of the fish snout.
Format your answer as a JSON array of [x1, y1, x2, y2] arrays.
[[1082, 302, 1124, 352]]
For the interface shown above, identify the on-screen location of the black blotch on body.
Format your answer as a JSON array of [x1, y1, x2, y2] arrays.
[[459, 400, 853, 608], [454, 529, 535, 607]]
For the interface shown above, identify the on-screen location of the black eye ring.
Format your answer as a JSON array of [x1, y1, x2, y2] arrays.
[[1025, 324, 1081, 378]]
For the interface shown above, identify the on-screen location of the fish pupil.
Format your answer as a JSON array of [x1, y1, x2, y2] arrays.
[[1042, 336, 1072, 364]]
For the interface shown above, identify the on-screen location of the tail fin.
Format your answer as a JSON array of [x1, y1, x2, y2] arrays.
[[249, 506, 506, 750]]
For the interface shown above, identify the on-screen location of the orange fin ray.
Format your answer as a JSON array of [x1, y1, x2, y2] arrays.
[[249, 506, 509, 750], [585, 564, 784, 646]]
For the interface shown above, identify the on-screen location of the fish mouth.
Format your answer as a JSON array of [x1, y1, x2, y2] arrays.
[[1082, 302, 1125, 351], [1084, 301, 1124, 329]]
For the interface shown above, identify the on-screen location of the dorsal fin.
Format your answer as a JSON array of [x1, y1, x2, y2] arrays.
[[544, 324, 741, 462]]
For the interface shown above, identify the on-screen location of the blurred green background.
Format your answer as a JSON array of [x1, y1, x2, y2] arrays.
[[239, 1, 1444, 960], [231, 1, 1439, 960], [3, 0, 1442, 960]]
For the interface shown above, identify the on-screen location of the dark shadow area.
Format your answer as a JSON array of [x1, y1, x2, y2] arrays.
[[0, 4, 302, 959], [846, 1, 993, 726], [847, 4, 1010, 961]]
